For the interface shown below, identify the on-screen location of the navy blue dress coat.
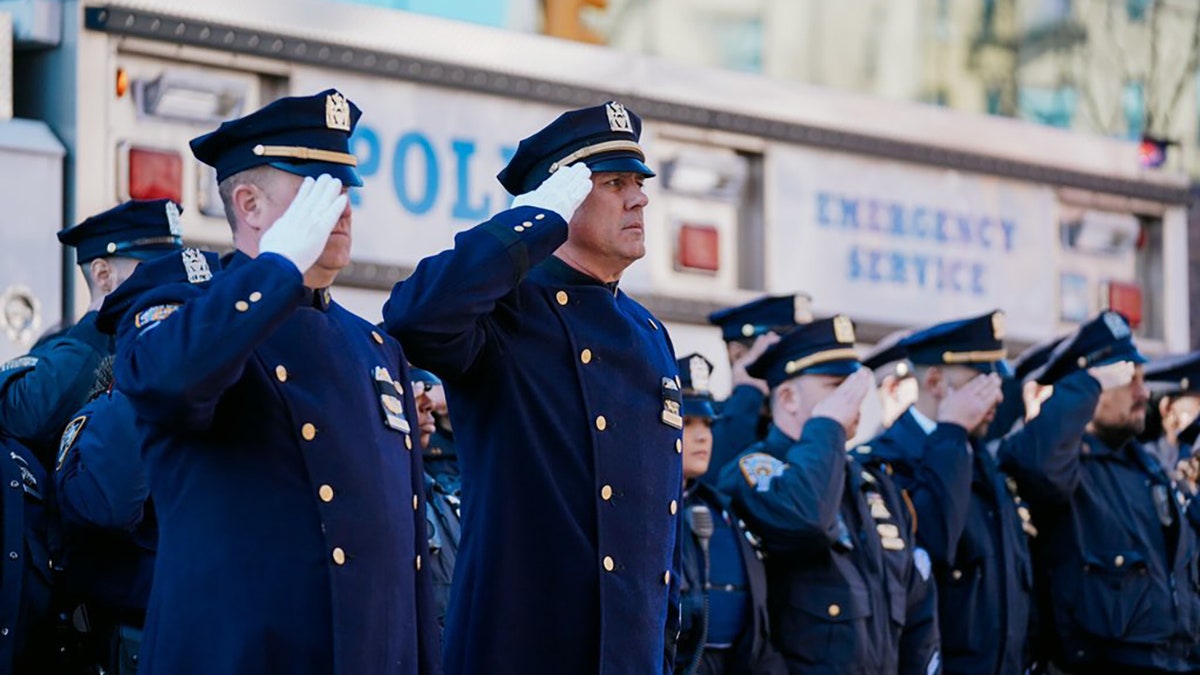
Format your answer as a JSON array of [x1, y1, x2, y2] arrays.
[[384, 205, 683, 675], [718, 421, 940, 675], [114, 251, 438, 675]]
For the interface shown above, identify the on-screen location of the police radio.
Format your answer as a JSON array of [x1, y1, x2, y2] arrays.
[[684, 505, 715, 675]]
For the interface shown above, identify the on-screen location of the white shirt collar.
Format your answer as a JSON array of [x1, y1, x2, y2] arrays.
[[908, 407, 938, 435]]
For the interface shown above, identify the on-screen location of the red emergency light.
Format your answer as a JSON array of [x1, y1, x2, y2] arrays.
[[1103, 280, 1143, 329], [676, 223, 719, 273], [1138, 136, 1169, 169], [127, 146, 183, 204]]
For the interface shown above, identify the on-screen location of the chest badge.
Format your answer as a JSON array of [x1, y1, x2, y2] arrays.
[[661, 377, 683, 429], [373, 366, 411, 434]]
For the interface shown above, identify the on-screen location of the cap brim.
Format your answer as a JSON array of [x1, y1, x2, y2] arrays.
[[682, 398, 717, 419], [271, 161, 364, 188], [586, 156, 655, 177], [803, 361, 862, 377], [122, 245, 185, 261]]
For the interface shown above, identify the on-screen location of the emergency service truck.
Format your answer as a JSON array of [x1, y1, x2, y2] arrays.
[[0, 0, 1189, 396]]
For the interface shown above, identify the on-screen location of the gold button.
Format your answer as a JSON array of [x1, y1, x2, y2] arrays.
[[415, 555, 422, 571], [595, 415, 607, 431], [952, 570, 963, 581], [372, 331, 384, 345], [412, 494, 419, 511], [235, 300, 249, 312], [523, 221, 533, 227], [1114, 555, 1125, 568], [675, 439, 682, 453], [405, 436, 413, 450], [556, 291, 569, 306], [828, 604, 841, 617], [301, 423, 316, 441], [663, 570, 671, 585], [600, 485, 613, 501], [514, 225, 525, 233], [580, 349, 592, 364], [332, 547, 346, 565], [535, 213, 545, 220], [603, 555, 615, 572], [319, 485, 334, 502], [249, 291, 263, 302], [669, 500, 678, 515], [106, 242, 117, 254]]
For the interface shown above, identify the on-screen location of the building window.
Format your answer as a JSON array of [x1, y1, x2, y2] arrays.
[[1018, 86, 1077, 128], [1127, 0, 1152, 22], [712, 17, 763, 73], [986, 87, 1003, 115], [1123, 81, 1145, 140]]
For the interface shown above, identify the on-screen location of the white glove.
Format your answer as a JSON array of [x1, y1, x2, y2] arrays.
[[1088, 360, 1135, 391], [260, 174, 348, 274], [510, 163, 592, 222]]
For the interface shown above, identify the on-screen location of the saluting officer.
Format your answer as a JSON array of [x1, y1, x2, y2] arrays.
[[1004, 312, 1200, 673], [703, 296, 799, 480], [675, 352, 785, 675], [985, 334, 1065, 441], [111, 90, 437, 675], [0, 200, 183, 466], [1142, 351, 1200, 481], [385, 101, 682, 675], [56, 246, 224, 674], [718, 317, 940, 675], [859, 311, 1122, 674]]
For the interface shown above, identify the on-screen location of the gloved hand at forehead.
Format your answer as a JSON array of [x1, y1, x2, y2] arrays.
[[511, 163, 592, 223], [260, 174, 348, 274]]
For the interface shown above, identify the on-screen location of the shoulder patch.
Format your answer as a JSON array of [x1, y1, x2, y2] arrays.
[[57, 415, 88, 471], [0, 355, 38, 373], [738, 452, 786, 492], [134, 303, 181, 330]]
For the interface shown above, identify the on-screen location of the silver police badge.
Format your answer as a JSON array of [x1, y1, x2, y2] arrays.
[[326, 91, 351, 131], [1103, 311, 1131, 339], [605, 101, 633, 133], [166, 201, 183, 237], [57, 415, 88, 471], [182, 249, 212, 284]]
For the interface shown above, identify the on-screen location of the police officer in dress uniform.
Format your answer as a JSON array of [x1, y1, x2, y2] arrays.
[[408, 367, 461, 634], [56, 247, 224, 675], [858, 311, 1099, 675], [1142, 351, 1200, 481], [0, 433, 54, 673], [384, 101, 682, 675], [675, 352, 785, 675], [0, 201, 183, 466], [703, 296, 799, 482], [111, 90, 437, 675], [1002, 312, 1200, 673], [718, 317, 940, 675]]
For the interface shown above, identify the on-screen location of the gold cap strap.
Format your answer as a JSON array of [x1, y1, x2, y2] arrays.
[[549, 140, 644, 173], [252, 144, 358, 167], [941, 349, 1007, 364], [784, 348, 860, 375]]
